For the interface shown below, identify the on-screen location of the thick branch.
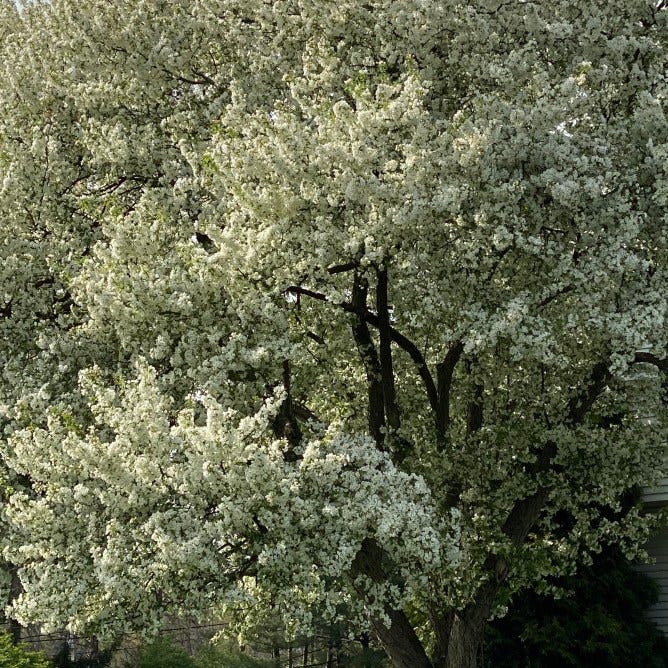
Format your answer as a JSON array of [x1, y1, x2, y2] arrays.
[[371, 609, 433, 668], [285, 285, 440, 419], [374, 316, 439, 421], [499, 361, 611, 550], [633, 351, 668, 374], [430, 609, 454, 668], [5, 564, 22, 644], [565, 361, 611, 425], [435, 341, 464, 446], [352, 539, 433, 668], [327, 260, 359, 275], [286, 285, 328, 303], [351, 275, 386, 447], [376, 268, 401, 433], [505, 363, 604, 523], [271, 360, 301, 461], [502, 442, 557, 545], [538, 284, 574, 308], [462, 361, 613, 629], [465, 358, 484, 435]]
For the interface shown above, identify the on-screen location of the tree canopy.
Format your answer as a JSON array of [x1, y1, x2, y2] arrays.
[[0, 1, 666, 667]]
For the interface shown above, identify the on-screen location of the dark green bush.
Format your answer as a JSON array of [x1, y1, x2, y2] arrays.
[[485, 549, 668, 668], [136, 636, 195, 668]]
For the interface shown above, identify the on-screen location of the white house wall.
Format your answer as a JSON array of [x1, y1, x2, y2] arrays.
[[636, 523, 668, 634]]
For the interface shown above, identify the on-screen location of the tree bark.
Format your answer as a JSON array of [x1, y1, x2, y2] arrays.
[[445, 615, 484, 668], [351, 538, 433, 668], [429, 609, 454, 668], [8, 565, 22, 644], [370, 608, 433, 668], [436, 341, 463, 446], [326, 640, 335, 668], [351, 273, 386, 446], [303, 639, 309, 667], [375, 267, 401, 434]]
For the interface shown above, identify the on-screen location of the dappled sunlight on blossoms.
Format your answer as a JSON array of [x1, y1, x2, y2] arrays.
[[0, 0, 665, 666], [3, 362, 456, 638]]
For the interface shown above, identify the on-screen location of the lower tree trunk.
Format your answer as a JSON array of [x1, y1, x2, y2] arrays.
[[374, 610, 486, 668], [352, 539, 433, 668], [8, 618, 21, 645], [8, 567, 22, 644], [326, 641, 335, 668], [445, 615, 484, 668], [371, 608, 433, 668]]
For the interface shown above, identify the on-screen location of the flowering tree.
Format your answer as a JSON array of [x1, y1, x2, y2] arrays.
[[0, 1, 666, 667]]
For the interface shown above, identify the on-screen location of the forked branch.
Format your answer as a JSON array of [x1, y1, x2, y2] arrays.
[[285, 284, 440, 419]]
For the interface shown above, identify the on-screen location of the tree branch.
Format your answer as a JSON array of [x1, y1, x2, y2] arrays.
[[465, 358, 484, 435], [632, 351, 668, 374], [285, 285, 440, 421], [327, 260, 359, 275], [538, 284, 574, 309], [565, 361, 611, 425], [351, 274, 386, 447], [286, 285, 328, 303], [376, 267, 402, 436], [462, 360, 613, 629], [501, 361, 611, 548], [429, 609, 454, 668], [271, 360, 302, 461], [435, 341, 464, 448], [351, 538, 433, 668]]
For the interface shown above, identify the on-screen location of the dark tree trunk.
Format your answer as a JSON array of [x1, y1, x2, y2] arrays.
[[371, 611, 486, 668], [371, 608, 433, 668], [352, 539, 432, 668], [326, 641, 335, 668], [272, 643, 281, 667], [445, 615, 484, 668], [8, 618, 21, 645], [8, 566, 22, 644]]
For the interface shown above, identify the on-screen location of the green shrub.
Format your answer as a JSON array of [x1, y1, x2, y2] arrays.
[[484, 549, 668, 668], [194, 642, 270, 668], [339, 647, 390, 668], [0, 632, 50, 668], [136, 636, 195, 668]]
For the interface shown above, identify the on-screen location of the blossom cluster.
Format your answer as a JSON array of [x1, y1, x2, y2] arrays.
[[0, 0, 665, 647]]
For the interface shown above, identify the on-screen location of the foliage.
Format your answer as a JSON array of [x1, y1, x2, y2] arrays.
[[484, 548, 668, 668], [125, 635, 271, 668], [339, 647, 391, 668], [0, 633, 50, 668], [193, 641, 270, 668], [136, 636, 195, 668], [0, 0, 666, 667], [51, 641, 115, 668]]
